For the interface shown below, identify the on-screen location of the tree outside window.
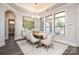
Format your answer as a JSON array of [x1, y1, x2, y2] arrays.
[[54, 11, 65, 35]]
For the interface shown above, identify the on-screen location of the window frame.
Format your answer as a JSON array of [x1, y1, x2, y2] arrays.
[[54, 11, 65, 36], [45, 14, 52, 33], [40, 17, 44, 32]]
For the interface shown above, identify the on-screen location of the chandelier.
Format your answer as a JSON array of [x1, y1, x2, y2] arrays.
[[32, 13, 40, 18], [32, 3, 40, 18]]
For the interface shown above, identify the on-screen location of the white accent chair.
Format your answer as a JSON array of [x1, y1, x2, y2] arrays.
[[41, 34, 54, 52], [42, 32, 48, 39], [22, 28, 31, 42], [30, 33, 40, 47], [26, 31, 31, 41]]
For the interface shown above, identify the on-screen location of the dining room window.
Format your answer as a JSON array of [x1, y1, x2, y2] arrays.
[[23, 16, 34, 29], [54, 11, 66, 35], [40, 17, 44, 32], [45, 15, 52, 33]]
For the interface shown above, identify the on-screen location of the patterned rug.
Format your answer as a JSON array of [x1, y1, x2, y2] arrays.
[[16, 40, 68, 55]]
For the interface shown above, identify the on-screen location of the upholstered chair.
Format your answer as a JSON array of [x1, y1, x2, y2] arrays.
[[41, 34, 54, 52], [30, 33, 40, 47], [26, 31, 31, 41], [42, 32, 48, 39]]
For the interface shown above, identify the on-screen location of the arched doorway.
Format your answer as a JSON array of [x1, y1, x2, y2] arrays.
[[5, 10, 16, 39]]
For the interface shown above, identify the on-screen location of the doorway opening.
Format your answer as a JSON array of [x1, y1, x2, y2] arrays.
[[5, 10, 16, 40], [8, 19, 15, 36]]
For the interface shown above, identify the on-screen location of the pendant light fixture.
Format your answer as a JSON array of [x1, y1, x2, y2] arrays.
[[32, 3, 40, 18]]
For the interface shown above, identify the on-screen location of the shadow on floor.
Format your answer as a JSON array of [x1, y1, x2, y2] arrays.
[[0, 35, 24, 55], [63, 46, 79, 55]]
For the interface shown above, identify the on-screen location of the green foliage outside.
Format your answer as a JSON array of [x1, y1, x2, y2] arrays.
[[23, 21, 34, 29], [55, 20, 64, 28]]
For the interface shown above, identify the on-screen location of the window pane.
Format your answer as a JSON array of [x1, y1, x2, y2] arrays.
[[45, 26, 50, 33], [45, 15, 52, 33], [55, 17, 65, 27], [55, 11, 65, 18], [23, 16, 34, 29], [24, 21, 34, 29], [45, 20, 50, 26], [55, 27, 64, 35], [54, 11, 65, 35], [40, 18, 44, 31]]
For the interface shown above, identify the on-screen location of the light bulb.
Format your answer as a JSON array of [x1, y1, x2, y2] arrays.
[[32, 15, 34, 18]]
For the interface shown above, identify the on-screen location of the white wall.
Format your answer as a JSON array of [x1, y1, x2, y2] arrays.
[[0, 4, 6, 47], [54, 4, 77, 46], [14, 13, 23, 40], [2, 4, 23, 41], [0, 4, 33, 47], [76, 4, 79, 46], [39, 4, 78, 47], [4, 4, 34, 41]]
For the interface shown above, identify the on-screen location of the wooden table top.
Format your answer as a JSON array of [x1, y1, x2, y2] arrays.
[[33, 32, 43, 39]]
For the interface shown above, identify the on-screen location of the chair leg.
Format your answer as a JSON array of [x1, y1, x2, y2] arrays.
[[46, 46, 49, 52], [52, 44, 54, 49], [50, 44, 54, 49], [33, 43, 34, 47]]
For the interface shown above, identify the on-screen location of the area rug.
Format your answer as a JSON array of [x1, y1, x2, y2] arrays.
[[16, 40, 68, 55]]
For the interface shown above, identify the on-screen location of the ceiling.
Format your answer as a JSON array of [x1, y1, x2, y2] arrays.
[[15, 3, 56, 13]]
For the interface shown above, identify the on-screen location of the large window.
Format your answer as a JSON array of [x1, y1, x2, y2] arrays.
[[23, 16, 34, 29], [45, 15, 52, 33], [54, 11, 65, 35], [40, 17, 44, 32]]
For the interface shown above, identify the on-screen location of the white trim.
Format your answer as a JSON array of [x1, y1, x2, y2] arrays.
[[44, 16, 45, 32], [0, 39, 5, 47]]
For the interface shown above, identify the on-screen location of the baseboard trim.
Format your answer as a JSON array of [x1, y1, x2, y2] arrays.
[[0, 39, 5, 47]]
